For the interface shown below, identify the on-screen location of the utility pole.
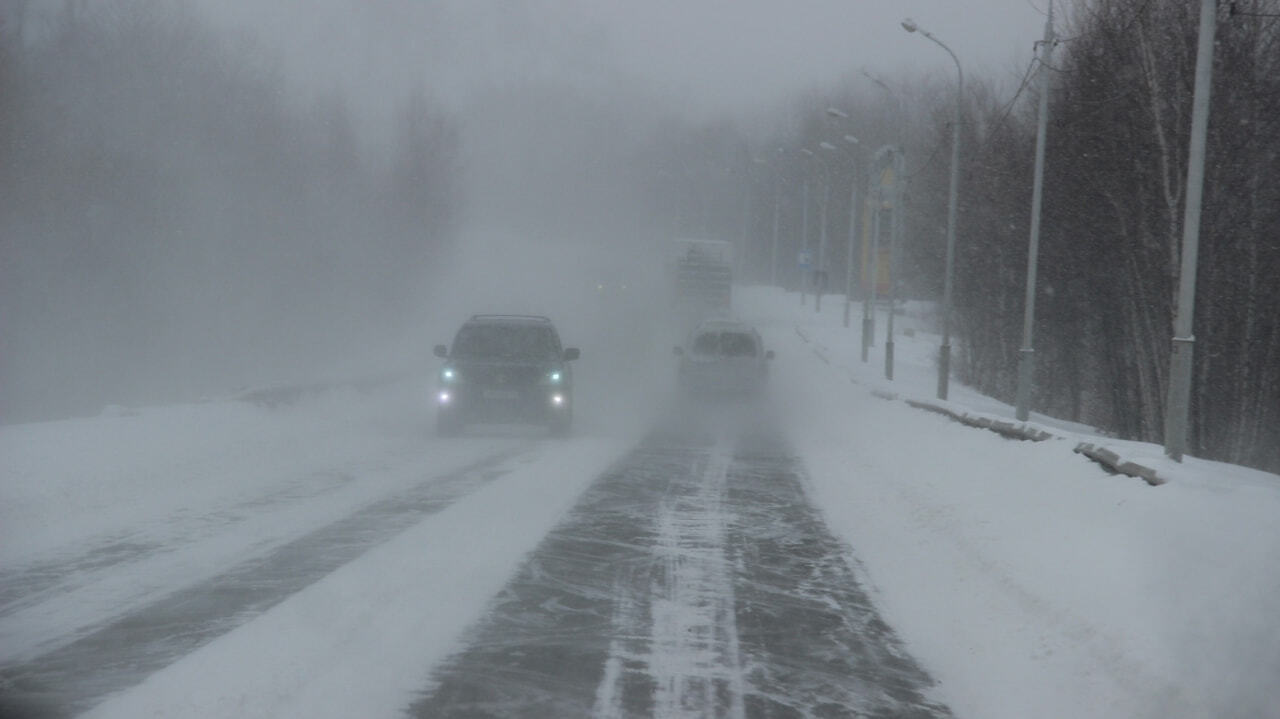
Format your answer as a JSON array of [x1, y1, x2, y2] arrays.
[[1015, 0, 1055, 421], [1164, 0, 1216, 461]]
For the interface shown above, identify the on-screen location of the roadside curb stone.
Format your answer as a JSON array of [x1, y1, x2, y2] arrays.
[[793, 324, 1164, 486]]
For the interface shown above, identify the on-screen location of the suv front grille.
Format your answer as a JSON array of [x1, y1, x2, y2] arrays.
[[471, 365, 542, 388]]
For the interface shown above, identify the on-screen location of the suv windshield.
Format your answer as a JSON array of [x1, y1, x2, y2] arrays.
[[452, 324, 560, 361]]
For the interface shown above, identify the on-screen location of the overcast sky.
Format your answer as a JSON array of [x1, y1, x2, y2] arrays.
[[196, 0, 1050, 123], [187, 0, 1053, 238]]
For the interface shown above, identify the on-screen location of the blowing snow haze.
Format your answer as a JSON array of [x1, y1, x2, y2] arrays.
[[0, 0, 1041, 423], [2, 2, 1280, 717]]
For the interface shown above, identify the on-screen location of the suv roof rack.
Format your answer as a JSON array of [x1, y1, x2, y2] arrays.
[[467, 314, 552, 323]]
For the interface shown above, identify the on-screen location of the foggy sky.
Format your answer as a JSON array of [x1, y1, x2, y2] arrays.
[[188, 0, 1048, 243], [0, 0, 1049, 421], [194, 0, 1047, 127]]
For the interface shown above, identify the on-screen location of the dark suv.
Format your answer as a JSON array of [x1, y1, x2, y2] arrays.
[[433, 315, 580, 436]]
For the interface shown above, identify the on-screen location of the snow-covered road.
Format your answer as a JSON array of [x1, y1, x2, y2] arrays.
[[1, 286, 1277, 718], [414, 413, 947, 717]]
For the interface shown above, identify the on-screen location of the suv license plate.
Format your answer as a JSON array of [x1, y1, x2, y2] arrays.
[[483, 389, 519, 400]]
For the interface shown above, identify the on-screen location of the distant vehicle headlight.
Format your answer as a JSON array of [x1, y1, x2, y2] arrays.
[[438, 390, 452, 405], [549, 371, 562, 384], [441, 367, 457, 382], [550, 393, 565, 407]]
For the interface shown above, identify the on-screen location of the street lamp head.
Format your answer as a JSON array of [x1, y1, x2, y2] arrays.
[[844, 134, 860, 145], [825, 107, 849, 119], [818, 141, 837, 151], [862, 69, 893, 93], [901, 17, 918, 33]]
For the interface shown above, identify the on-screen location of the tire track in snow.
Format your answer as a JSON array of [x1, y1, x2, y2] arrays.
[[413, 410, 950, 717], [0, 469, 356, 630], [594, 433, 745, 719], [0, 444, 531, 717], [409, 433, 694, 718], [727, 428, 951, 718]]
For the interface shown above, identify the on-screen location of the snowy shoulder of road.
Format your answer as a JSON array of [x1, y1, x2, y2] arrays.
[[1, 376, 626, 717], [81, 435, 624, 719], [1, 385, 431, 565], [738, 285, 1280, 719]]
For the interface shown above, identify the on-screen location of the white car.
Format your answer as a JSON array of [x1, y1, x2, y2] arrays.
[[674, 320, 773, 396]]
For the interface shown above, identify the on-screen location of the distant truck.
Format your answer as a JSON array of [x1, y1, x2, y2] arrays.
[[668, 238, 733, 323]]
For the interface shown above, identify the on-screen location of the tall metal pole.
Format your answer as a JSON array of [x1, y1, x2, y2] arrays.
[[817, 180, 829, 312], [860, 72, 905, 378], [1164, 0, 1216, 461], [869, 181, 882, 332], [800, 178, 809, 305], [860, 165, 874, 362], [886, 150, 904, 380], [938, 49, 963, 400], [821, 108, 855, 325], [770, 170, 781, 287], [843, 179, 858, 328], [903, 18, 964, 400], [740, 165, 752, 282], [821, 130, 861, 328], [1015, 1, 1055, 421]]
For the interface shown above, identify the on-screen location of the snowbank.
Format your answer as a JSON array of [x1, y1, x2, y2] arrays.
[[740, 285, 1280, 719]]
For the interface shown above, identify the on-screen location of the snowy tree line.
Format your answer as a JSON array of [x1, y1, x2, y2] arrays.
[[660, 1, 1278, 473], [811, 0, 1279, 472], [932, 0, 1279, 473], [0, 1, 461, 420]]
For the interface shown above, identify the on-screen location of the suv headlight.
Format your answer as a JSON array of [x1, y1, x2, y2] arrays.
[[441, 367, 458, 382], [548, 370, 562, 384]]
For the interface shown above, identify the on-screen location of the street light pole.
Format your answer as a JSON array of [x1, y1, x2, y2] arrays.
[[740, 158, 753, 283], [844, 173, 858, 329], [867, 173, 883, 360], [1015, 1, 1055, 422], [903, 17, 964, 400], [800, 176, 809, 306], [823, 108, 860, 329], [825, 128, 870, 360], [885, 149, 905, 380], [818, 179, 830, 312], [861, 70, 905, 380], [770, 151, 782, 287], [1164, 0, 1216, 461], [800, 147, 829, 312]]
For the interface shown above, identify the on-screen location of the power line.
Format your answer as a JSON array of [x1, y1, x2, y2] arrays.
[[978, 54, 1041, 150], [1055, 0, 1155, 44], [906, 51, 1039, 179]]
